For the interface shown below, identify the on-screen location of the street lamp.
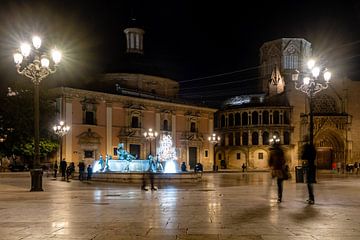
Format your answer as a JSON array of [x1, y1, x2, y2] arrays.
[[53, 121, 70, 167], [269, 135, 280, 145], [144, 128, 158, 156], [13, 36, 62, 191], [292, 59, 331, 147], [208, 133, 220, 172]]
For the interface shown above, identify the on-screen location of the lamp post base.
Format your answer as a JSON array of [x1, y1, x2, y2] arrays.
[[30, 169, 43, 191]]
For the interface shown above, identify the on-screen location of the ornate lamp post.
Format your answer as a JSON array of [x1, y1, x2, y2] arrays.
[[208, 133, 220, 172], [144, 128, 158, 156], [53, 121, 70, 167], [292, 59, 331, 147], [13, 36, 62, 191]]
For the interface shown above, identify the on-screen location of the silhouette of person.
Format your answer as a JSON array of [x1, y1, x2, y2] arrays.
[[268, 142, 286, 203], [301, 139, 317, 204]]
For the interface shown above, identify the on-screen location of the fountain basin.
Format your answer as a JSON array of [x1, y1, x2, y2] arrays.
[[91, 172, 202, 183]]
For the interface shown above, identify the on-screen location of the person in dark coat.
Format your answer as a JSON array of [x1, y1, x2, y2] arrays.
[[87, 165, 93, 180], [78, 161, 85, 181], [53, 161, 58, 178], [60, 159, 67, 181], [301, 140, 317, 204], [268, 143, 286, 203]]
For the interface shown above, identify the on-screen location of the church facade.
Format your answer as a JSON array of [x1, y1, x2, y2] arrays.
[[215, 38, 360, 171]]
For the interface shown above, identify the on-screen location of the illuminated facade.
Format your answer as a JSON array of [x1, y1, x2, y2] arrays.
[[50, 23, 217, 171], [215, 38, 360, 170]]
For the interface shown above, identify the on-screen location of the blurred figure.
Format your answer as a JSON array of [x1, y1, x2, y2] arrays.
[[268, 142, 286, 203], [181, 162, 187, 172], [53, 161, 58, 178], [87, 165, 93, 180], [301, 138, 317, 205], [78, 161, 85, 181]]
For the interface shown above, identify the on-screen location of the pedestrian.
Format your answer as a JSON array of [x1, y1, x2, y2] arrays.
[[60, 158, 67, 181], [53, 160, 58, 178], [354, 162, 359, 174], [87, 165, 93, 180], [78, 161, 85, 181], [242, 163, 247, 172], [268, 142, 287, 203], [301, 138, 317, 205], [66, 164, 74, 182], [141, 155, 157, 191], [336, 162, 341, 173]]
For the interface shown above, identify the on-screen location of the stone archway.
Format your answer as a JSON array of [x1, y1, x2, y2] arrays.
[[315, 130, 344, 169]]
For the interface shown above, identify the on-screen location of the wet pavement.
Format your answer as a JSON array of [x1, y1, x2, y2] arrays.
[[0, 172, 360, 239]]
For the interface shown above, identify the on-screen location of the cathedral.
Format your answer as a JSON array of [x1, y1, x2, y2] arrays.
[[215, 38, 360, 170]]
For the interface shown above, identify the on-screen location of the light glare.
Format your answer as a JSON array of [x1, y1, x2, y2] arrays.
[[307, 59, 315, 70], [20, 43, 31, 57], [41, 58, 50, 68], [324, 71, 331, 82], [51, 49, 62, 64], [32, 36, 42, 49], [13, 53, 23, 64]]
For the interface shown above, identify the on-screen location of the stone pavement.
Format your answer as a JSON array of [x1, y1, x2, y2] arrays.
[[0, 172, 360, 239]]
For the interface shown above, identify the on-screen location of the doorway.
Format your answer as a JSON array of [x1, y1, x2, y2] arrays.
[[189, 147, 197, 169]]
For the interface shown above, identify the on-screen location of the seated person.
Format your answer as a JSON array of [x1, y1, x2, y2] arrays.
[[181, 162, 187, 172]]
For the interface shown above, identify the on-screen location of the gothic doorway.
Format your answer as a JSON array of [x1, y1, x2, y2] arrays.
[[315, 130, 344, 169]]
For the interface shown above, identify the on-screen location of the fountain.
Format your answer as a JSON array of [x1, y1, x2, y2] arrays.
[[91, 140, 201, 183]]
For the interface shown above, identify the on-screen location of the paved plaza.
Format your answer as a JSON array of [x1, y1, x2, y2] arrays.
[[0, 171, 360, 240]]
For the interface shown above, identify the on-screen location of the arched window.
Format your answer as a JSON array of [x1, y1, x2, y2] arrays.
[[263, 111, 269, 124], [262, 131, 269, 145], [252, 132, 259, 145], [163, 120, 169, 131], [242, 132, 248, 146], [229, 114, 234, 127], [284, 132, 290, 145], [284, 111, 290, 124], [273, 111, 280, 124], [252, 111, 258, 125], [242, 112, 248, 126], [235, 113, 241, 126], [221, 115, 226, 128]]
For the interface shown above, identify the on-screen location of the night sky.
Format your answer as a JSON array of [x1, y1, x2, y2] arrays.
[[1, 0, 360, 106]]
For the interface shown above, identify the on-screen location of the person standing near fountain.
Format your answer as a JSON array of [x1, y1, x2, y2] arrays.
[[141, 155, 157, 191]]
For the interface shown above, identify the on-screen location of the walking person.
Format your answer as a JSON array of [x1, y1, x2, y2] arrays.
[[60, 159, 67, 181], [87, 165, 93, 180], [354, 162, 359, 175], [78, 161, 85, 181], [53, 161, 58, 179], [268, 141, 287, 203], [301, 138, 317, 205]]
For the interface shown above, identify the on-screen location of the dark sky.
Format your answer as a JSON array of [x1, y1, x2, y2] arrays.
[[1, 0, 360, 106]]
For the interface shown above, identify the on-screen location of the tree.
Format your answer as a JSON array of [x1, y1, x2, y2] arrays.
[[0, 80, 58, 163]]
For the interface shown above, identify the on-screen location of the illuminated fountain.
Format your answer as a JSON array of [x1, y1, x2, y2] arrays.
[[91, 139, 200, 183]]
